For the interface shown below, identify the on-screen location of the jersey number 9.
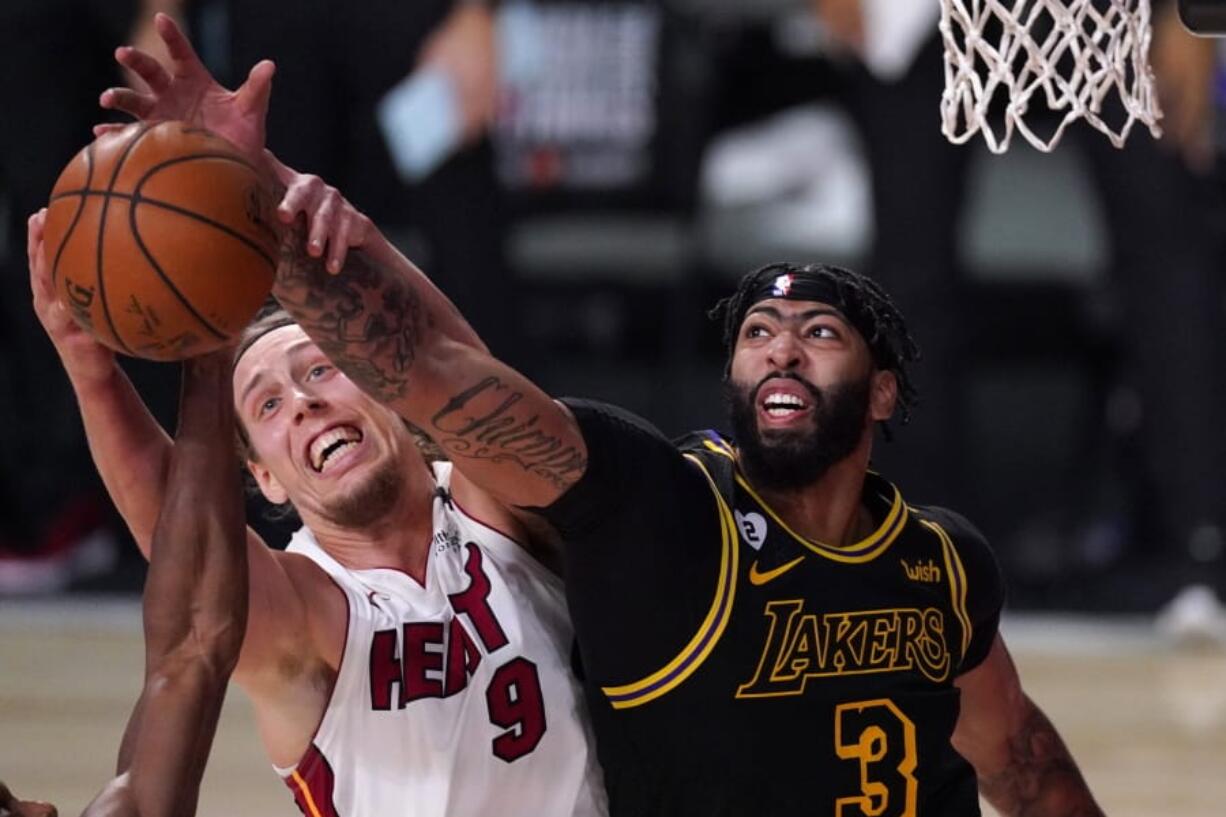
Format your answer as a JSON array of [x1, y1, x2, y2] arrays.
[[487, 657, 547, 762]]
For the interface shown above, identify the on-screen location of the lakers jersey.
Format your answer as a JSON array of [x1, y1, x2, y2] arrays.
[[278, 462, 607, 817], [543, 407, 1004, 817]]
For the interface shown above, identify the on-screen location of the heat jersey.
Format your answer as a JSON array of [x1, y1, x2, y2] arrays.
[[278, 462, 607, 817], [539, 401, 1004, 817]]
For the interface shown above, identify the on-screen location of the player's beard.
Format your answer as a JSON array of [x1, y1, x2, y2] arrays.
[[321, 457, 405, 529], [724, 373, 871, 493]]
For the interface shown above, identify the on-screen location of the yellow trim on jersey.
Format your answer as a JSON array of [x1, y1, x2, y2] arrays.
[[290, 771, 326, 817], [733, 470, 908, 563], [922, 519, 973, 660], [702, 438, 737, 460], [601, 453, 739, 709]]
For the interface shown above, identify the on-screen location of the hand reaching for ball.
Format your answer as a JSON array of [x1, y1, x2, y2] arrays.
[[27, 210, 116, 390], [97, 13, 274, 163], [269, 153, 376, 275]]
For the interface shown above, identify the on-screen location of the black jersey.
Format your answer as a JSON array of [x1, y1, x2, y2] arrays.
[[539, 400, 1004, 817]]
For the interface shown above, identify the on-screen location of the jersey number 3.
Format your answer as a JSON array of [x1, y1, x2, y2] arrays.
[[834, 699, 918, 817]]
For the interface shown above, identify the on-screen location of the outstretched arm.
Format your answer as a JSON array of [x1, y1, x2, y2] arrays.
[[27, 209, 169, 553], [98, 14, 587, 509], [42, 21, 314, 683], [952, 636, 1105, 817], [82, 351, 248, 817], [40, 3, 272, 553], [31, 208, 324, 702], [266, 158, 587, 508]]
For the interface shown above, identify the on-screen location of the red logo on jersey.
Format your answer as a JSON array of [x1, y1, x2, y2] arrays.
[[448, 544, 510, 652]]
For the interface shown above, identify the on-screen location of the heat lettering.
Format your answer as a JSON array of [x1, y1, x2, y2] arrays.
[[368, 543, 512, 710], [444, 616, 483, 697], [402, 622, 445, 704], [369, 629, 402, 710]]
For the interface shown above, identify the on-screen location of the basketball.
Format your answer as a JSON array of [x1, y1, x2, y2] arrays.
[[42, 121, 280, 361]]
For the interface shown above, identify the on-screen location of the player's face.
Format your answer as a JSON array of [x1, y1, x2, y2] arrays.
[[233, 325, 413, 529], [725, 299, 893, 490]]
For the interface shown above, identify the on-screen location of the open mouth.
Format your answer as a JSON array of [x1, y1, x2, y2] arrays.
[[308, 425, 365, 473], [761, 392, 810, 419], [758, 380, 814, 422]]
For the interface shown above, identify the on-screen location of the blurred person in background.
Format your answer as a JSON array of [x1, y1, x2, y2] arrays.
[[715, 0, 1226, 597]]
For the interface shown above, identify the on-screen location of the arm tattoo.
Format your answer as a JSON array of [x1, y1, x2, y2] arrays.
[[978, 697, 1104, 817], [271, 217, 583, 493], [272, 220, 426, 402], [431, 376, 586, 492]]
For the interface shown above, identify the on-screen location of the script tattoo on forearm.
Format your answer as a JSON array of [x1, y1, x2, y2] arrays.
[[431, 376, 586, 491], [272, 222, 426, 402], [978, 698, 1104, 817]]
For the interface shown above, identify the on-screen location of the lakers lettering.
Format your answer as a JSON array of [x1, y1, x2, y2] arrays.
[[737, 602, 951, 697]]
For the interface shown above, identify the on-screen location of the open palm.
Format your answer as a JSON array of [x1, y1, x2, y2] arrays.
[[99, 14, 274, 160]]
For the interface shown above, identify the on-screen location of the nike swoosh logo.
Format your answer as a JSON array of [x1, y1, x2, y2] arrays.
[[747, 555, 805, 586]]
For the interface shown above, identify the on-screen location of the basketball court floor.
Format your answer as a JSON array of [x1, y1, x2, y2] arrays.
[[1, 597, 1223, 816]]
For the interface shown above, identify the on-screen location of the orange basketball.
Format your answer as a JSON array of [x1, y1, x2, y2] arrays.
[[43, 121, 280, 361]]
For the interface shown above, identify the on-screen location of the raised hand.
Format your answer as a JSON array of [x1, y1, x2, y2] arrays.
[[27, 210, 116, 389], [98, 13, 274, 159], [270, 154, 376, 274]]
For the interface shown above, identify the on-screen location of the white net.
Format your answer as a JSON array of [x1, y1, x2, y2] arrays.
[[939, 0, 1164, 153]]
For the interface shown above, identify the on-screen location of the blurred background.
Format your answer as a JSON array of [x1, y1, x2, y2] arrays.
[[0, 0, 1225, 813]]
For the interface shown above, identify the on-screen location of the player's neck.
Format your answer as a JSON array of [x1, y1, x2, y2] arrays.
[[306, 461, 438, 580], [754, 444, 873, 548]]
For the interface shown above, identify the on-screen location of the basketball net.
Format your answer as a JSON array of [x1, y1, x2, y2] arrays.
[[939, 0, 1163, 153]]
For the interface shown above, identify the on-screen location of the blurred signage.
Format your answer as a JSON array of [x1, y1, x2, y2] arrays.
[[496, 1, 662, 192]]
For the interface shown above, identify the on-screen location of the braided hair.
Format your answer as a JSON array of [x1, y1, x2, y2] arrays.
[[709, 262, 922, 430]]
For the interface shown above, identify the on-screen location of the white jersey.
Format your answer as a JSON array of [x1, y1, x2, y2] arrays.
[[276, 462, 606, 817]]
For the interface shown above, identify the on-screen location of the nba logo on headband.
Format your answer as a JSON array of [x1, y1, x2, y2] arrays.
[[771, 274, 793, 297]]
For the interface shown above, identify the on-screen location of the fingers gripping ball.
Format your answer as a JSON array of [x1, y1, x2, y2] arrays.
[[43, 121, 279, 361]]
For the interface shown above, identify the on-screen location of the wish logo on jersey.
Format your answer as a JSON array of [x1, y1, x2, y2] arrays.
[[736, 601, 951, 698], [901, 558, 942, 583]]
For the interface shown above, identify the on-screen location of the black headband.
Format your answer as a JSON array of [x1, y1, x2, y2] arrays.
[[740, 268, 880, 364]]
